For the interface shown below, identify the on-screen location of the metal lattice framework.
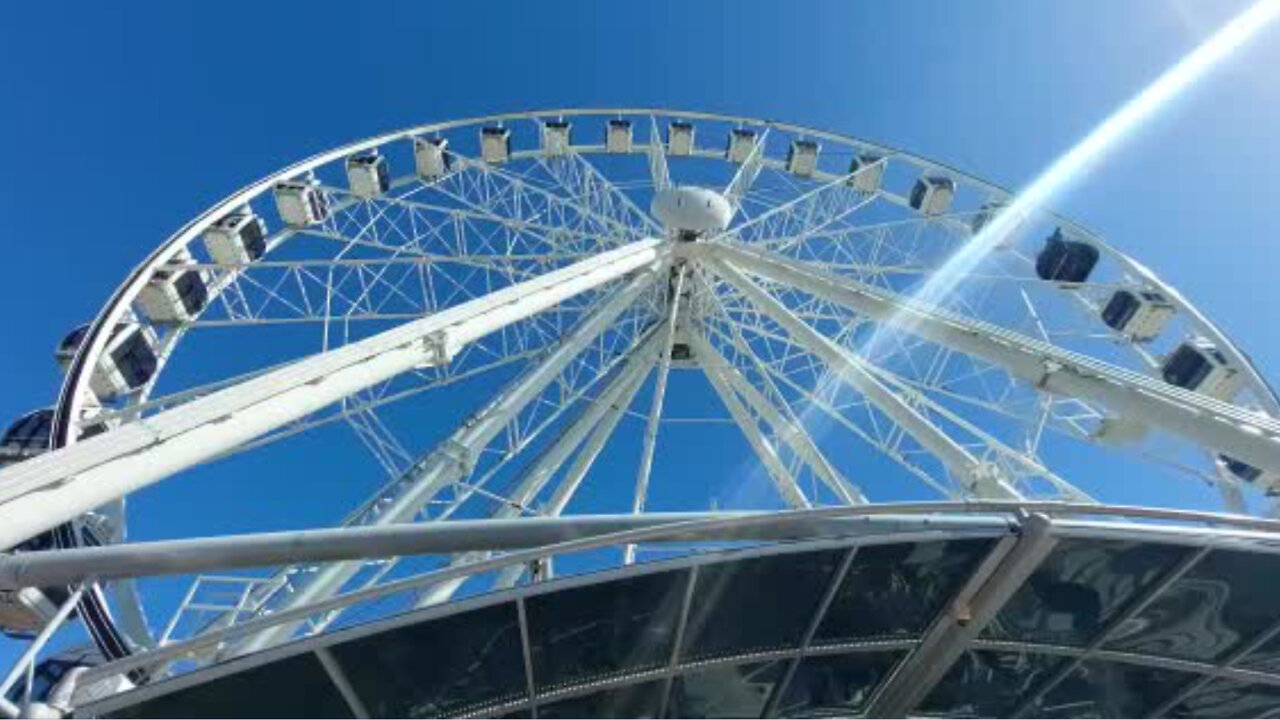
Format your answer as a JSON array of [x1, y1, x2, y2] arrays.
[[1, 109, 1278, 717]]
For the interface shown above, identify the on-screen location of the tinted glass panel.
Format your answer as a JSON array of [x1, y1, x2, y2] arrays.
[[538, 680, 665, 719], [1029, 660, 1196, 718], [1169, 679, 1280, 719], [1240, 628, 1280, 674], [775, 651, 903, 717], [330, 602, 526, 718], [920, 650, 1066, 717], [682, 549, 845, 660], [984, 539, 1188, 647], [526, 569, 687, 689], [814, 538, 993, 644], [1105, 549, 1280, 662], [111, 653, 352, 719], [668, 661, 786, 718]]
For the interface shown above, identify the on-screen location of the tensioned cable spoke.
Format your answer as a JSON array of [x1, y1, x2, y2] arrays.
[[624, 265, 686, 565]]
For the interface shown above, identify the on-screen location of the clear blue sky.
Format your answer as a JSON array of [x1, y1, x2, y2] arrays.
[[2, 0, 1279, 665]]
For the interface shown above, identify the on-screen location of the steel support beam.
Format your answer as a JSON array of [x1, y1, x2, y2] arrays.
[[626, 265, 687, 564], [0, 240, 666, 551], [708, 256, 1021, 499], [415, 330, 664, 606], [711, 242, 1280, 475], [236, 264, 664, 652], [701, 355, 811, 508], [865, 513, 1057, 717], [491, 351, 654, 590], [0, 513, 1015, 590], [688, 330, 866, 505]]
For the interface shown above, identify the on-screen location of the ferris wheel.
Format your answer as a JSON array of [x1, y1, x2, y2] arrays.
[[3, 108, 1280, 718]]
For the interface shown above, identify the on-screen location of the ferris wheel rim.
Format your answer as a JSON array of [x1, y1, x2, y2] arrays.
[[52, 107, 1277, 464], [24, 107, 1279, 671]]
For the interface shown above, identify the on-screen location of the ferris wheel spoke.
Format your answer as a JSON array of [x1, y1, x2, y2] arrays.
[[529, 130, 662, 236], [327, 181, 610, 258], [219, 268, 664, 653], [723, 128, 769, 219], [438, 151, 643, 248], [647, 116, 671, 191], [708, 255, 1023, 500], [623, 266, 686, 565], [687, 325, 865, 505], [712, 241, 1280, 475], [414, 328, 664, 605], [264, 299, 665, 632], [702, 356, 812, 509], [698, 285, 987, 501], [718, 169, 865, 246]]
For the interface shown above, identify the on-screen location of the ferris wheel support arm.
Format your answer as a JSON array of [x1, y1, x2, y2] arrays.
[[625, 266, 687, 564], [723, 129, 769, 217], [491, 353, 655, 590], [707, 256, 1021, 499], [701, 356, 812, 509], [414, 329, 665, 607], [688, 329, 864, 505], [710, 242, 1280, 476], [231, 260, 665, 653], [0, 239, 666, 553]]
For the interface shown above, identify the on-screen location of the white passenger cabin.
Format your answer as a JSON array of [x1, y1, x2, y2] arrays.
[[203, 211, 267, 267], [55, 323, 160, 401], [1101, 289, 1176, 342], [414, 137, 451, 179], [274, 178, 329, 227], [726, 129, 757, 164], [786, 140, 820, 177], [848, 154, 886, 193], [1161, 337, 1243, 401], [481, 126, 511, 164], [606, 120, 633, 154], [542, 121, 571, 156], [667, 122, 695, 156], [909, 176, 955, 216], [345, 151, 390, 199], [136, 248, 208, 323]]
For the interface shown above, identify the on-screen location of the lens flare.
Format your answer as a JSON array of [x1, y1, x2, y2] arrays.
[[863, 0, 1280, 354]]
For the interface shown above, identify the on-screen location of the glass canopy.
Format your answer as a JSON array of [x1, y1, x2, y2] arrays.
[[84, 522, 1280, 719]]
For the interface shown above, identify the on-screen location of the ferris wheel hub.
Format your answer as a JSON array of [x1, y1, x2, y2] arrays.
[[650, 186, 732, 239]]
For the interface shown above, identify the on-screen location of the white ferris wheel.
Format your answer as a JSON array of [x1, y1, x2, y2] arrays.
[[3, 109, 1280, 718]]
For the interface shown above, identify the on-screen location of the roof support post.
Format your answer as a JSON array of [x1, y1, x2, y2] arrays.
[[865, 513, 1056, 717]]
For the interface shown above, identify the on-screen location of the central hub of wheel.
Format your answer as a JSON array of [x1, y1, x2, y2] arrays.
[[650, 186, 732, 242]]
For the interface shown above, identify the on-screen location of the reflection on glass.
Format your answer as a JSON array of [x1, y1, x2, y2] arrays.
[[682, 548, 846, 659], [984, 539, 1188, 647], [920, 650, 1065, 717], [1169, 679, 1280, 719], [1106, 549, 1280, 663], [814, 538, 993, 644], [526, 569, 688, 689], [775, 651, 903, 717], [1030, 660, 1195, 718], [538, 680, 665, 719], [112, 654, 353, 719], [330, 602, 526, 718], [668, 661, 786, 718]]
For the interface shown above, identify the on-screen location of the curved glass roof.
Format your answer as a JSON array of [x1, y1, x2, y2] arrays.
[[80, 519, 1280, 719]]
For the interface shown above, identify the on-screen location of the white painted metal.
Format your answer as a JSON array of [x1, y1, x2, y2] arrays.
[[414, 328, 665, 606], [624, 265, 686, 565], [231, 263, 664, 652], [708, 255, 1022, 499], [7, 108, 1277, 705], [0, 240, 665, 551], [687, 330, 866, 505], [712, 242, 1280, 475]]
